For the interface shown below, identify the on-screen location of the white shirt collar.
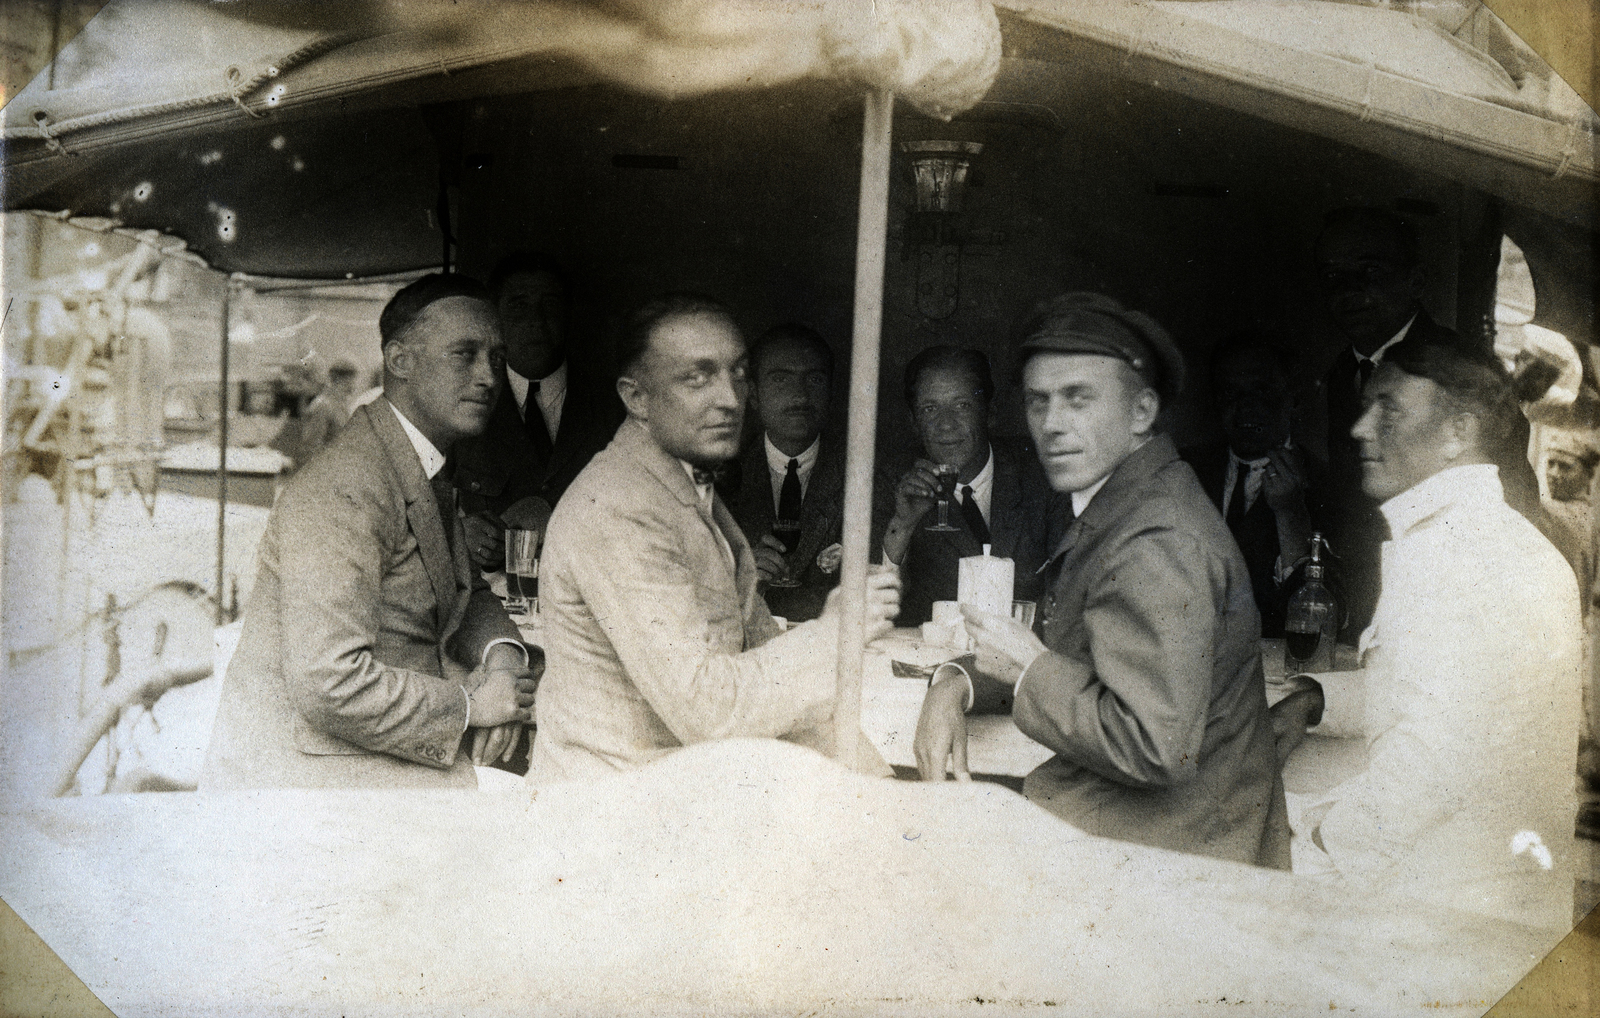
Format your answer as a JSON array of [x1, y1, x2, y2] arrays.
[[960, 444, 996, 523], [387, 400, 447, 479], [763, 432, 820, 478], [507, 360, 567, 427], [1356, 315, 1417, 366], [1380, 463, 1502, 536], [1071, 472, 1111, 518]]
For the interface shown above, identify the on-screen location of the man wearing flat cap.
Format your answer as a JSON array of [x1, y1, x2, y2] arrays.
[[914, 292, 1290, 869]]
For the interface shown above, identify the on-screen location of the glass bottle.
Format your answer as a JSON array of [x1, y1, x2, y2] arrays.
[[1284, 532, 1337, 674]]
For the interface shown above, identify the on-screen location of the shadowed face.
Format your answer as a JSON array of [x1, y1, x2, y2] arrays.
[[1213, 348, 1292, 460], [753, 341, 831, 453], [910, 365, 991, 482], [620, 311, 749, 467], [1024, 353, 1157, 493], [1546, 451, 1594, 502], [1315, 221, 1424, 352], [497, 269, 568, 379], [383, 296, 504, 449]]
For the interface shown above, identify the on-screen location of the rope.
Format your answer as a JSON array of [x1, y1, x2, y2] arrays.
[[1357, 61, 1379, 123], [1552, 117, 1585, 179]]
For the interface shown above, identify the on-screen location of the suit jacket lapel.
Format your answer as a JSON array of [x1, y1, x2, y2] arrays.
[[366, 402, 460, 638], [794, 435, 844, 568], [988, 444, 1023, 557]]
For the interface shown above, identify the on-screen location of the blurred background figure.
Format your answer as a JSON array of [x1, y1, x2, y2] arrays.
[[294, 359, 359, 467], [1541, 429, 1600, 608]]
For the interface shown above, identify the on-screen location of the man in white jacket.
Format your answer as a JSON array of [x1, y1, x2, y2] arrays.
[[1274, 339, 1582, 933]]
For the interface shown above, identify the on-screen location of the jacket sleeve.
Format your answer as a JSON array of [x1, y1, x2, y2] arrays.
[[1011, 527, 1220, 789], [275, 475, 470, 769], [564, 503, 839, 745]]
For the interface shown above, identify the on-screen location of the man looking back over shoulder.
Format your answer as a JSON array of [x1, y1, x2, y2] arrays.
[[914, 293, 1290, 869]]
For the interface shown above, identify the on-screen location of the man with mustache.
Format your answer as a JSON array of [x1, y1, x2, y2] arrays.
[[203, 274, 537, 790], [913, 293, 1290, 869], [528, 294, 901, 786], [728, 323, 845, 623]]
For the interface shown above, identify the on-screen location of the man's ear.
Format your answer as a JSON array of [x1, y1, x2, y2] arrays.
[[617, 374, 649, 422], [1443, 411, 1478, 460], [1405, 263, 1426, 300], [382, 339, 411, 380], [1131, 387, 1161, 435]]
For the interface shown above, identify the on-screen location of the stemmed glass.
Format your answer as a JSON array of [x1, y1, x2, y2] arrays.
[[768, 519, 803, 588], [926, 463, 960, 532], [504, 528, 540, 615]]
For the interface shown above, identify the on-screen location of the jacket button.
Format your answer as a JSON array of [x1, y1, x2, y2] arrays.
[[469, 481, 480, 491]]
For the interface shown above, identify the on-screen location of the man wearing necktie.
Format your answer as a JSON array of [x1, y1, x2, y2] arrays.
[[728, 324, 846, 622], [1182, 335, 1330, 636], [202, 275, 537, 791], [453, 253, 625, 574], [528, 294, 900, 787], [876, 346, 1060, 626], [912, 294, 1290, 870]]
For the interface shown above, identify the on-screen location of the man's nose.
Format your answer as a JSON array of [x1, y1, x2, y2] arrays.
[[710, 370, 745, 408], [1350, 404, 1377, 441], [473, 352, 500, 388]]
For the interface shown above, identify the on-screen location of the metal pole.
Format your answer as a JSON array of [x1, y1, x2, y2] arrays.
[[833, 89, 894, 770], [215, 279, 232, 625]]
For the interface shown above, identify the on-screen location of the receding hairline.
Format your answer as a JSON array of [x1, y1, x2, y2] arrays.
[[384, 294, 498, 349], [626, 307, 744, 373]]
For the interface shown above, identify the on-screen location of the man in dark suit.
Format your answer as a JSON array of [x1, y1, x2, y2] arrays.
[[1314, 207, 1544, 635], [1184, 335, 1330, 636], [912, 294, 1289, 869], [875, 346, 1059, 626], [454, 253, 625, 571], [202, 275, 537, 791], [727, 324, 844, 622]]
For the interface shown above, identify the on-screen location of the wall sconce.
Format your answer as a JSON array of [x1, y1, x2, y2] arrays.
[[900, 140, 984, 319]]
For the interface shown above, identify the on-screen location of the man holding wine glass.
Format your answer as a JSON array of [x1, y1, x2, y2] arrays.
[[728, 324, 846, 623], [876, 346, 1059, 626]]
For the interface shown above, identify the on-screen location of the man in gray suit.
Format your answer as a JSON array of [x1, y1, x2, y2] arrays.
[[528, 294, 900, 786], [202, 275, 537, 791], [913, 293, 1289, 869]]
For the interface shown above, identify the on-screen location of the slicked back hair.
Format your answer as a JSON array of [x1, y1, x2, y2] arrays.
[[617, 292, 737, 378], [1384, 340, 1516, 450], [487, 252, 569, 299], [903, 345, 994, 409], [378, 273, 493, 349], [1319, 206, 1420, 269], [750, 323, 835, 380]]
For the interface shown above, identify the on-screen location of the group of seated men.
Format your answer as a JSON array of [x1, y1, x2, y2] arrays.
[[201, 207, 1585, 932]]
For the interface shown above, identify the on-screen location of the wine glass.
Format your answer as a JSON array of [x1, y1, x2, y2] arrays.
[[767, 519, 803, 588], [926, 463, 960, 532], [504, 528, 540, 615]]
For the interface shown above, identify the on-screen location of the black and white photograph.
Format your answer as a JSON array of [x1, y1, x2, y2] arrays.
[[0, 1, 1595, 1014]]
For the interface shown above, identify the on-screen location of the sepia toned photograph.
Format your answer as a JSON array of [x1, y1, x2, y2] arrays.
[[0, 1, 1595, 1014]]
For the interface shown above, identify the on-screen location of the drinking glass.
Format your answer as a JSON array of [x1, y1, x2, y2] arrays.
[[767, 519, 803, 588], [926, 463, 960, 532], [1010, 600, 1037, 630], [504, 528, 540, 615]]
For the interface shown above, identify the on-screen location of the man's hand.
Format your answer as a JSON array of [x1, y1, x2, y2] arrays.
[[753, 533, 791, 586], [914, 674, 972, 781], [466, 659, 537, 728], [820, 563, 902, 642], [892, 459, 944, 525], [959, 604, 1047, 686], [471, 722, 523, 766], [1261, 447, 1309, 514], [463, 511, 506, 571], [1269, 683, 1326, 768]]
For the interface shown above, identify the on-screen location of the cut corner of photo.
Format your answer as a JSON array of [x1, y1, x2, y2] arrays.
[[2, 1, 1597, 1016]]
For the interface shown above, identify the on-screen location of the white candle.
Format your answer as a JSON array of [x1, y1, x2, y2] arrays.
[[958, 543, 1013, 617]]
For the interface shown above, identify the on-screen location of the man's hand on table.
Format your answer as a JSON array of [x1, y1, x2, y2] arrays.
[[959, 604, 1047, 686], [1269, 676, 1326, 768], [466, 644, 539, 765], [914, 675, 971, 781], [821, 564, 902, 643]]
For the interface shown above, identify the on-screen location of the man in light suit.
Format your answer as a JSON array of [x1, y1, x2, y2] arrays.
[[202, 275, 537, 791], [728, 323, 845, 623], [528, 294, 900, 787]]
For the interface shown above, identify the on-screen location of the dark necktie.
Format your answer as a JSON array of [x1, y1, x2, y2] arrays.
[[1356, 357, 1375, 392], [524, 381, 554, 462], [960, 484, 991, 545], [777, 458, 803, 522], [430, 459, 457, 552], [689, 464, 717, 490]]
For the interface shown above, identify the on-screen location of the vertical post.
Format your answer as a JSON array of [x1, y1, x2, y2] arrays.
[[833, 89, 895, 770], [215, 279, 232, 625]]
